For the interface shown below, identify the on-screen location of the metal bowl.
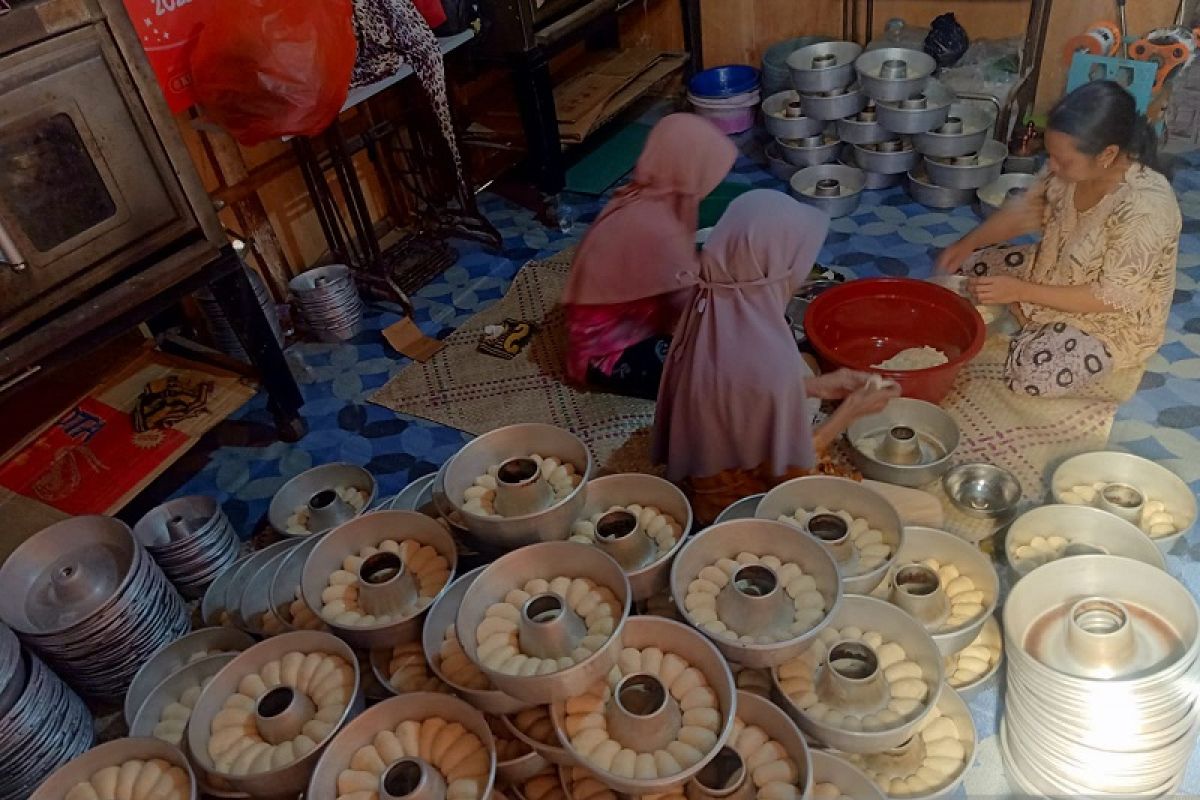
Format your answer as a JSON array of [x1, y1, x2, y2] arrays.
[[944, 615, 1003, 697], [1003, 554, 1199, 687], [223, 539, 303, 631], [202, 557, 247, 627], [29, 737, 197, 800], [133, 495, 241, 600], [455, 542, 631, 703], [268, 463, 377, 538], [923, 140, 1008, 190], [1050, 450, 1196, 553], [307, 692, 496, 800], [840, 146, 903, 189], [268, 533, 326, 631], [906, 165, 976, 209], [1002, 555, 1200, 793], [420, 566, 533, 715], [124, 627, 255, 727], [976, 172, 1037, 217], [757, 476, 905, 595], [442, 424, 593, 551], [914, 102, 994, 158], [713, 494, 764, 526], [0, 515, 139, 637], [718, 690, 814, 798], [789, 164, 865, 219], [503, 707, 574, 767], [764, 141, 800, 182], [0, 515, 189, 703], [493, 718, 550, 786], [852, 139, 919, 175], [570, 473, 693, 601], [128, 652, 236, 738], [942, 463, 1022, 520], [787, 41, 863, 93], [240, 549, 295, 636], [549, 616, 736, 795], [670, 519, 842, 668], [300, 510, 458, 649], [0, 648, 94, 800], [854, 48, 936, 102], [798, 83, 868, 121], [0, 622, 24, 718], [846, 398, 959, 487], [875, 79, 954, 135], [836, 105, 889, 145], [810, 750, 886, 800], [1006, 504, 1166, 578], [763, 90, 825, 140], [882, 527, 1000, 655], [185, 630, 364, 800], [845, 685, 976, 799], [777, 132, 841, 167], [772, 595, 945, 753]]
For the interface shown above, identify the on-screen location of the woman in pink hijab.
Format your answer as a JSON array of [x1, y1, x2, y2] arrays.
[[561, 113, 738, 399], [653, 190, 900, 524]]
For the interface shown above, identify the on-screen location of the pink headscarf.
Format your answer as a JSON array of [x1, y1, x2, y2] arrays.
[[653, 189, 830, 481], [560, 113, 738, 306]]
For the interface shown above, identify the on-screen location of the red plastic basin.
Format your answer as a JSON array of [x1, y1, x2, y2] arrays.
[[804, 277, 986, 403]]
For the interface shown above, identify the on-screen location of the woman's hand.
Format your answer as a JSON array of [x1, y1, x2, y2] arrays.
[[935, 236, 977, 274], [805, 368, 875, 400], [968, 275, 1028, 305], [837, 379, 901, 418]]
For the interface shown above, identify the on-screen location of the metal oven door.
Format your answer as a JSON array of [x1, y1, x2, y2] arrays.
[[0, 23, 196, 331]]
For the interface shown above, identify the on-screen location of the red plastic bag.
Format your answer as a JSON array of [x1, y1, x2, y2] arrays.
[[414, 0, 447, 29], [190, 0, 357, 146]]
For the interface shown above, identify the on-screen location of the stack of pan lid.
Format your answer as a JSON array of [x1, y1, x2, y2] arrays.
[[0, 516, 190, 704], [196, 264, 283, 360], [289, 264, 365, 343], [133, 495, 242, 600], [1002, 555, 1200, 796], [0, 623, 94, 800]]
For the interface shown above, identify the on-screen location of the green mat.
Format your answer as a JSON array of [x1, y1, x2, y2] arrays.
[[699, 182, 754, 228], [565, 123, 652, 195]]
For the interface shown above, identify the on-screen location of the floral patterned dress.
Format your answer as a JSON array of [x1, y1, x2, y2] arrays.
[[961, 164, 1180, 397]]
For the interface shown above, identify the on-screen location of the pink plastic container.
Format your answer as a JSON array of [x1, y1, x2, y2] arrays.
[[688, 91, 760, 134]]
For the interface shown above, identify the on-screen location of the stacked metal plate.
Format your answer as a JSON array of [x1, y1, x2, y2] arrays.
[[289, 264, 365, 342], [133, 496, 241, 600], [0, 625, 94, 800], [196, 264, 283, 360], [0, 517, 190, 704], [1002, 555, 1200, 797]]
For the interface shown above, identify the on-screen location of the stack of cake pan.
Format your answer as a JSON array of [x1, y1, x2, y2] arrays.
[[289, 264, 365, 342], [1002, 555, 1200, 796], [0, 624, 94, 800], [133, 495, 241, 600], [0, 516, 190, 704]]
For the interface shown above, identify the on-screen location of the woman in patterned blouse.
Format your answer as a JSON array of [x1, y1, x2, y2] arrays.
[[936, 81, 1181, 398]]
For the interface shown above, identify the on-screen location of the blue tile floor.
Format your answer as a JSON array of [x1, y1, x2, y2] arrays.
[[162, 136, 1200, 543]]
